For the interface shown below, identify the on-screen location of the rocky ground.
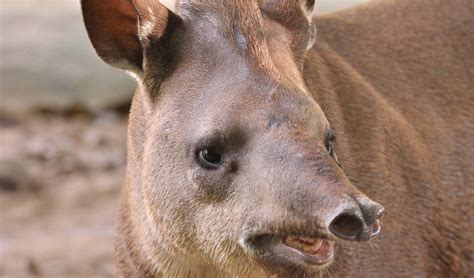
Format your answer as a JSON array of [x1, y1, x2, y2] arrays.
[[0, 112, 127, 276]]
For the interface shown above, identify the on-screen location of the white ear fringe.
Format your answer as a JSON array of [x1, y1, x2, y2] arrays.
[[160, 0, 177, 13]]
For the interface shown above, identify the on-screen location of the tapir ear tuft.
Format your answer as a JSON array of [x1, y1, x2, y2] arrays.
[[133, 0, 180, 47], [81, 0, 180, 74]]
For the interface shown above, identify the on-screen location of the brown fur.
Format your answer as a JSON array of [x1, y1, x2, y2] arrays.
[[81, 0, 473, 276]]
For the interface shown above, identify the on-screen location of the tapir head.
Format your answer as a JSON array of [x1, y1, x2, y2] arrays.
[[82, 0, 384, 276]]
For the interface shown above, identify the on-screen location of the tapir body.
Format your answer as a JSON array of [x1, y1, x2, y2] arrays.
[[81, 0, 473, 276]]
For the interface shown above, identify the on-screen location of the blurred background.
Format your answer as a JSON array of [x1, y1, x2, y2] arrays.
[[0, 0, 366, 275]]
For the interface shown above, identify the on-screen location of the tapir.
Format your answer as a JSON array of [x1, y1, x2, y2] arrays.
[[81, 0, 473, 276]]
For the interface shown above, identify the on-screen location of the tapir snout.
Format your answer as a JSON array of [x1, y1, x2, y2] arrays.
[[244, 129, 385, 255]]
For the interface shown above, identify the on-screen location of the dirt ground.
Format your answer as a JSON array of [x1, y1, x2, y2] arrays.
[[0, 112, 128, 276]]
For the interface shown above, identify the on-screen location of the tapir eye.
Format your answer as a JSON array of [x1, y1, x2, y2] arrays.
[[325, 131, 339, 163], [198, 147, 223, 169]]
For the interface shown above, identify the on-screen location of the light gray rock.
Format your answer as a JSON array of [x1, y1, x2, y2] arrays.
[[0, 1, 136, 115]]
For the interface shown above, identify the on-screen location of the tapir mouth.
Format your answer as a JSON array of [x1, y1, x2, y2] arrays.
[[282, 236, 334, 265], [243, 233, 335, 268]]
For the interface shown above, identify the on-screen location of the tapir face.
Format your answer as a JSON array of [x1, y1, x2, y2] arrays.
[[82, 0, 384, 276]]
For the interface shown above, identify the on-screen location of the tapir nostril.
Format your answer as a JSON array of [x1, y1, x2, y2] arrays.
[[330, 201, 385, 241], [329, 212, 364, 241]]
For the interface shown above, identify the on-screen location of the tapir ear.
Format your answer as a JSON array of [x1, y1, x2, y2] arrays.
[[81, 0, 181, 74], [260, 0, 316, 63]]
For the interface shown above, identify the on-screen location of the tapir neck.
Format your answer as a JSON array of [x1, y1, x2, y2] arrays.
[[115, 181, 232, 277]]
